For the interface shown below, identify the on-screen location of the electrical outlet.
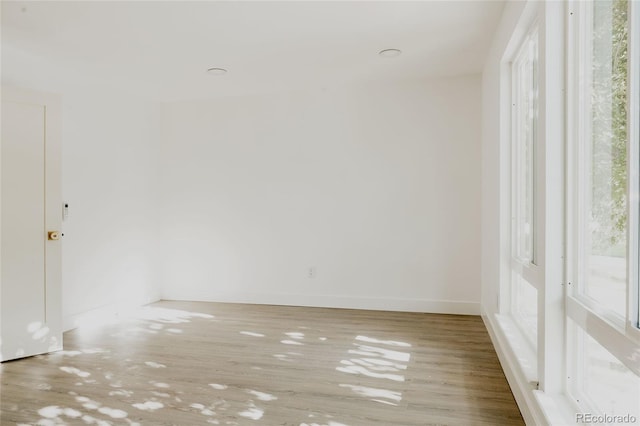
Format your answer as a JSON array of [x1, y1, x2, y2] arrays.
[[308, 267, 316, 279]]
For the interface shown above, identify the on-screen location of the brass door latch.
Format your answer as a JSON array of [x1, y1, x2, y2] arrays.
[[48, 231, 61, 241]]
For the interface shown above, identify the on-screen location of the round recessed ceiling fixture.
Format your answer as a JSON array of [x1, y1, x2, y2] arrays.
[[207, 67, 228, 76], [379, 48, 402, 58]]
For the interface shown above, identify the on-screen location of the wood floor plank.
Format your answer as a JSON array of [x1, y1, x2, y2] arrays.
[[0, 301, 523, 425]]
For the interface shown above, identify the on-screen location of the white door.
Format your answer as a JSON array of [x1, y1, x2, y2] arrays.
[[0, 86, 62, 362]]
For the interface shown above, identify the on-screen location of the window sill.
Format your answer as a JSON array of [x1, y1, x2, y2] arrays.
[[494, 313, 539, 385], [534, 390, 582, 425]]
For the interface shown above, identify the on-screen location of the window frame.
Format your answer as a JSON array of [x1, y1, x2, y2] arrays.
[[509, 23, 543, 351], [565, 0, 640, 413]]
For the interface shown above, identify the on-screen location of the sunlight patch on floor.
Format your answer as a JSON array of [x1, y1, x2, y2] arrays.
[[285, 332, 305, 339], [336, 361, 405, 382], [336, 335, 411, 405], [339, 384, 402, 405], [60, 366, 91, 378], [247, 389, 278, 401], [209, 383, 228, 390], [132, 401, 164, 411], [38, 406, 65, 418], [238, 403, 263, 420], [355, 335, 411, 347], [76, 396, 100, 410], [36, 399, 134, 426], [240, 331, 265, 337], [97, 406, 128, 418], [350, 357, 406, 372], [348, 344, 410, 363]]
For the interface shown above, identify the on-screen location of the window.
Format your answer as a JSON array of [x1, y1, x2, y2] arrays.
[[569, 0, 636, 326], [510, 27, 540, 348], [512, 29, 538, 265], [568, 0, 640, 418], [574, 0, 629, 318], [493, 1, 639, 422]]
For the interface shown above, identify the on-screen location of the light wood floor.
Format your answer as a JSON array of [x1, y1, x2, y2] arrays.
[[1, 301, 524, 425]]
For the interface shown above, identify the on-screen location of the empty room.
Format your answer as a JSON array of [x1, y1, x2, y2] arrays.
[[1, 1, 639, 425]]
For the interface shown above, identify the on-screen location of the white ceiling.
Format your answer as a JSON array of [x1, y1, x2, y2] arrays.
[[1, 1, 504, 102]]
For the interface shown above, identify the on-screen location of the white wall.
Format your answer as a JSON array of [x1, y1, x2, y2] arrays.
[[61, 91, 162, 329], [159, 75, 482, 314], [3, 42, 484, 325]]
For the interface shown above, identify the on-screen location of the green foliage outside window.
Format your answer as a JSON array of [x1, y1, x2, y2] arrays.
[[591, 0, 628, 256]]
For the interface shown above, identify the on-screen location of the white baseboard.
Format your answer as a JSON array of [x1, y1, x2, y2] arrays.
[[64, 293, 478, 332], [160, 291, 480, 315]]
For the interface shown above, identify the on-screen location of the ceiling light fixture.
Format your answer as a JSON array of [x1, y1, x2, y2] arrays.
[[378, 49, 402, 58], [207, 67, 228, 76]]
